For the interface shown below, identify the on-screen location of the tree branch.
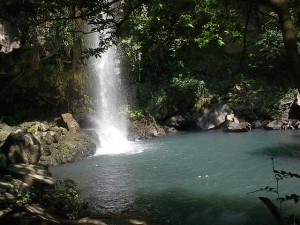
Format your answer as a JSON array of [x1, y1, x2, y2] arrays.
[[259, 197, 285, 225]]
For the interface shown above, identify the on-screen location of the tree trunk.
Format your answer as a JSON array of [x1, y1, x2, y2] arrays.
[[261, 0, 300, 90]]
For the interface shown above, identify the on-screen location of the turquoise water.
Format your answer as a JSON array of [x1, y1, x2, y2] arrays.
[[50, 130, 300, 225]]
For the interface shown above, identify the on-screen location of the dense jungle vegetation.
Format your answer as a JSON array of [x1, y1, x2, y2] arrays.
[[0, 0, 299, 124]]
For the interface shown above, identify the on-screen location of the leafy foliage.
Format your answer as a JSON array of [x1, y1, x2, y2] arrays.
[[118, 0, 299, 121], [0, 0, 137, 56], [120, 0, 227, 118], [224, 75, 297, 121], [26, 178, 87, 220], [0, 0, 299, 123], [126, 106, 145, 119]]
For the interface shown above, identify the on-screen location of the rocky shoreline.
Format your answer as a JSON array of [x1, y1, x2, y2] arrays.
[[158, 92, 300, 133], [0, 114, 96, 167]]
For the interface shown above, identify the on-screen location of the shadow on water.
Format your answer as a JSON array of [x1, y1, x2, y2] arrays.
[[251, 143, 300, 159], [86, 188, 275, 225]]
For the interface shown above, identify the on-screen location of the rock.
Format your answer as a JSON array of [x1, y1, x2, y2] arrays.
[[251, 120, 263, 129], [82, 129, 100, 146], [273, 99, 293, 110], [291, 120, 300, 128], [38, 122, 50, 132], [0, 119, 100, 167], [38, 132, 96, 166], [24, 204, 59, 223], [0, 181, 14, 191], [0, 208, 14, 217], [0, 123, 12, 142], [197, 104, 233, 130], [224, 121, 251, 132], [128, 118, 167, 140], [0, 123, 13, 133], [20, 121, 36, 129], [0, 192, 16, 203], [281, 120, 299, 130], [0, 130, 41, 164], [51, 131, 60, 143], [264, 120, 283, 130], [60, 127, 68, 135], [165, 126, 177, 134], [129, 219, 147, 225], [281, 112, 289, 120], [61, 113, 80, 132], [165, 114, 197, 130], [6, 163, 55, 187], [225, 113, 236, 122], [72, 217, 107, 225], [75, 114, 98, 129], [43, 131, 54, 145]]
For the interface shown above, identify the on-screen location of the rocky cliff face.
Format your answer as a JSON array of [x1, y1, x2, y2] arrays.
[[0, 21, 41, 76], [0, 21, 20, 53]]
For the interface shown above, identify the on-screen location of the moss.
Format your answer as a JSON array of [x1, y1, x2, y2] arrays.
[[0, 130, 10, 142], [61, 146, 71, 154], [193, 96, 215, 113], [27, 124, 39, 133]]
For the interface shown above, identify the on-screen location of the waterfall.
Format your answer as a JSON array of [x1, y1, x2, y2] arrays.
[[89, 35, 132, 155]]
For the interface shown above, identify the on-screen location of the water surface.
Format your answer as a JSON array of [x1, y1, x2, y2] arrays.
[[50, 130, 300, 225]]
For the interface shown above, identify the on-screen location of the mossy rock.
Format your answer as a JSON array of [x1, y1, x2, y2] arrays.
[[0, 130, 10, 142], [38, 131, 96, 166], [19, 122, 36, 131]]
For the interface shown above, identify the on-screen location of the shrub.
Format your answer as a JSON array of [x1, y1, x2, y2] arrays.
[[26, 178, 87, 220]]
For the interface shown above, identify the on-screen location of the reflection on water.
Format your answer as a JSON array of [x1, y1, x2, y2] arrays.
[[50, 130, 300, 225]]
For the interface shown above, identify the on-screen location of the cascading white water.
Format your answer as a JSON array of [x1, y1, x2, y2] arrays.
[[89, 35, 132, 155]]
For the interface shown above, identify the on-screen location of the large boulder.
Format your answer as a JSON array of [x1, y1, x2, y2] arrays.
[[196, 104, 233, 130], [251, 120, 263, 129], [0, 130, 41, 165], [61, 113, 80, 132], [128, 118, 167, 140], [264, 120, 284, 130], [0, 123, 13, 142], [38, 131, 96, 166], [224, 121, 251, 132], [222, 113, 251, 132]]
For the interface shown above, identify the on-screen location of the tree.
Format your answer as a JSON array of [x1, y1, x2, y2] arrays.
[[214, 0, 300, 89], [253, 0, 300, 90]]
